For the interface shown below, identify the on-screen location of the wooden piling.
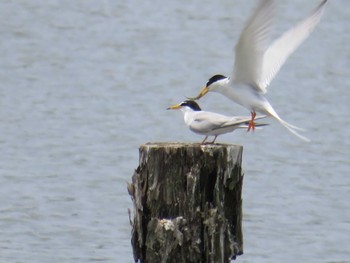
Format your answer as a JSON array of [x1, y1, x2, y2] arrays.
[[128, 142, 244, 263]]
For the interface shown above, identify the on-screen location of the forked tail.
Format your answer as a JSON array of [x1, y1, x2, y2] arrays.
[[278, 117, 310, 142], [266, 109, 310, 142]]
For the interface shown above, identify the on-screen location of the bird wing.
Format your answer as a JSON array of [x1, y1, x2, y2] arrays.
[[211, 114, 267, 130], [189, 111, 233, 134], [189, 112, 266, 134], [257, 0, 328, 91], [232, 0, 275, 92]]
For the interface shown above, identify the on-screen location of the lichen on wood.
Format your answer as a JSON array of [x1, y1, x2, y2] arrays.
[[128, 142, 243, 263]]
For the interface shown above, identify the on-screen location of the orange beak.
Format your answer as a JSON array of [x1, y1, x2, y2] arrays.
[[187, 86, 209, 100], [166, 103, 182, 110]]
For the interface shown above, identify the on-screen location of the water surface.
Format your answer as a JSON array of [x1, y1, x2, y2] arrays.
[[0, 0, 349, 262]]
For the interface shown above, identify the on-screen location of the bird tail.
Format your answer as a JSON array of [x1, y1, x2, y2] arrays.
[[265, 108, 310, 142], [236, 115, 269, 129], [254, 122, 269, 128], [275, 115, 310, 142]]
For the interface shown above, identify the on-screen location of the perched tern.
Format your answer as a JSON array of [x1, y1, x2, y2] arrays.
[[189, 0, 328, 141], [167, 100, 267, 144]]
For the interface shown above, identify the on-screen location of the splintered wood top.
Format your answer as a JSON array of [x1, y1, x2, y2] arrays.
[[141, 142, 243, 149]]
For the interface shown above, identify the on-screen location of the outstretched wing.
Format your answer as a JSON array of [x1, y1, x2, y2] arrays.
[[232, 0, 275, 92], [257, 0, 328, 92]]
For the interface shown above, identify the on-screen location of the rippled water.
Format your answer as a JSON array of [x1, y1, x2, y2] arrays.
[[0, 0, 349, 262]]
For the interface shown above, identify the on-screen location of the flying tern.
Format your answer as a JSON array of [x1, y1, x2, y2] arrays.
[[189, 0, 328, 141]]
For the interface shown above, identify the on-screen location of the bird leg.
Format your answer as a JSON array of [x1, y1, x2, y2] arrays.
[[210, 135, 218, 144], [201, 136, 208, 145], [247, 111, 256, 132]]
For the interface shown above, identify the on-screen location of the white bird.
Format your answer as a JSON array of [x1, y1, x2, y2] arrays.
[[167, 100, 267, 144], [189, 0, 328, 142]]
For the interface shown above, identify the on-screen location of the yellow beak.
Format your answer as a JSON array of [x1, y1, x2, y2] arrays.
[[188, 86, 209, 100], [167, 103, 182, 110]]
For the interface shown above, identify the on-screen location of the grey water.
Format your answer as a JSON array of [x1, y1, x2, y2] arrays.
[[0, 0, 349, 262]]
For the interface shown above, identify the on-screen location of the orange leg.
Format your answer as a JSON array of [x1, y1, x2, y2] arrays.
[[247, 111, 256, 132]]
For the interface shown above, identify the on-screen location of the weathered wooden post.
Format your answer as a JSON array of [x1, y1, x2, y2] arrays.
[[128, 142, 243, 263]]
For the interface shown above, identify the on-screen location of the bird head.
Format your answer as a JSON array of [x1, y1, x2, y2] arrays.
[[188, 74, 228, 100], [167, 100, 202, 111]]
